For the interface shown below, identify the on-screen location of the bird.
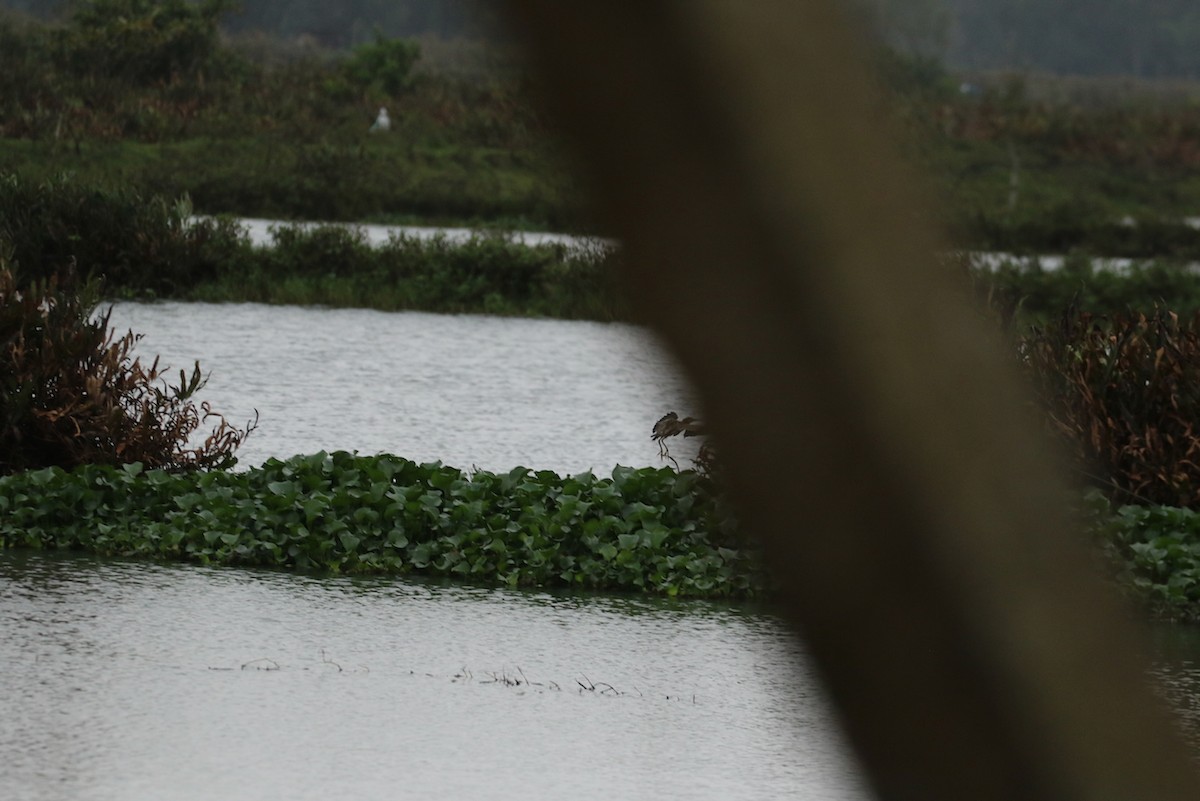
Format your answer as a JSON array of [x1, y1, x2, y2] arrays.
[[651, 411, 706, 458], [369, 107, 391, 133]]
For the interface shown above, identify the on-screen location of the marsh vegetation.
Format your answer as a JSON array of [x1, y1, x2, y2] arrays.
[[7, 1, 1200, 616]]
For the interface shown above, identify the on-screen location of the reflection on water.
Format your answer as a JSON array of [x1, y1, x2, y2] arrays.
[[107, 301, 702, 474], [0, 553, 871, 801], [226, 216, 615, 252]]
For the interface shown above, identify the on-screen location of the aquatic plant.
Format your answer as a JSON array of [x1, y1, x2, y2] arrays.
[[1085, 491, 1200, 622], [1020, 308, 1200, 507], [0, 451, 762, 598], [0, 265, 255, 474], [185, 225, 623, 318]]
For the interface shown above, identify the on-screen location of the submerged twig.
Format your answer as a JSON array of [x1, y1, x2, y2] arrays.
[[241, 657, 280, 671], [319, 648, 343, 672]]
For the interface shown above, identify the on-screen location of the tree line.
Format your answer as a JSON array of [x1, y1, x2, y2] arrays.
[[5, 0, 1200, 78], [0, 0, 500, 47], [862, 0, 1200, 79]]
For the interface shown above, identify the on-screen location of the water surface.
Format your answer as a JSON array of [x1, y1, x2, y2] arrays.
[[0, 552, 870, 801], [109, 301, 701, 474], [38, 301, 1200, 799], [224, 216, 615, 252]]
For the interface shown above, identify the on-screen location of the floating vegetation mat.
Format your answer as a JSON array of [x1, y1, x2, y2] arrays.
[[0, 451, 764, 599]]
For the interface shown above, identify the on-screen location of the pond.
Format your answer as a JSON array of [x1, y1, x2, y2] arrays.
[[9, 300, 1200, 799], [0, 551, 871, 801], [4, 301, 870, 799]]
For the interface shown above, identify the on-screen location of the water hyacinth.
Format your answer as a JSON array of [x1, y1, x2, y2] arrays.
[[0, 451, 764, 598]]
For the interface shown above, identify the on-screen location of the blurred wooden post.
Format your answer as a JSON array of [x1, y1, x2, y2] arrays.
[[500, 2, 1200, 800]]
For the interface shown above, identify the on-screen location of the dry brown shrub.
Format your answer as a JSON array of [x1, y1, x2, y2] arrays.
[[1021, 308, 1200, 506], [0, 264, 255, 474]]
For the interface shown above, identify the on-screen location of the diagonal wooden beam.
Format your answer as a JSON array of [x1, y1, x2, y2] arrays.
[[500, 2, 1200, 799]]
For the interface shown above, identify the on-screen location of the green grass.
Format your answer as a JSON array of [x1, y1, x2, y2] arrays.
[[5, 9, 1200, 251], [0, 6, 585, 231], [0, 134, 579, 230], [0, 172, 625, 319]]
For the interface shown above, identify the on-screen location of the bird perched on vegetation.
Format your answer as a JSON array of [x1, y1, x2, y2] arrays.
[[369, 107, 391, 133], [651, 411, 706, 457]]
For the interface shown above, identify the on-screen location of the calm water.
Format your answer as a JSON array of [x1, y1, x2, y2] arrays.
[[11, 301, 1200, 799], [0, 552, 870, 801], [2, 302, 868, 800], [107, 301, 701, 474]]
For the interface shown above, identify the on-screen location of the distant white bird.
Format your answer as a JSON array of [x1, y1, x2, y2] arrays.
[[369, 107, 391, 133]]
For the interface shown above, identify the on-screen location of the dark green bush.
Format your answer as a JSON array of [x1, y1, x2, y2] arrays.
[[968, 257, 1200, 328], [0, 264, 254, 474], [0, 172, 624, 318], [342, 34, 420, 96], [0, 174, 246, 296], [55, 0, 236, 85]]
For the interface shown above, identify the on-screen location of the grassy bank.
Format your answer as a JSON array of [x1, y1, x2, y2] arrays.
[[964, 255, 1200, 328], [4, 7, 1200, 252], [0, 6, 584, 231], [17, 173, 1200, 325], [879, 53, 1200, 256], [181, 225, 623, 319], [0, 134, 578, 232], [0, 175, 625, 319], [0, 451, 763, 599]]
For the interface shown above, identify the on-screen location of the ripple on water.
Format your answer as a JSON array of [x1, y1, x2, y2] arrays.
[[106, 302, 703, 474], [0, 553, 872, 801]]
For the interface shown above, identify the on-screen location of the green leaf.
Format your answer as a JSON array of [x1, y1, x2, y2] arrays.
[[410, 543, 432, 567]]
